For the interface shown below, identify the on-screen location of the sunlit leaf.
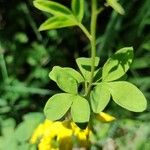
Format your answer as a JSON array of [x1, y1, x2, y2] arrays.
[[62, 67, 84, 83], [108, 81, 147, 112], [71, 0, 84, 22], [106, 0, 125, 15], [49, 66, 78, 94], [102, 47, 133, 82], [39, 16, 77, 31], [71, 95, 90, 123], [33, 0, 72, 16], [90, 82, 110, 113], [44, 93, 73, 121], [76, 57, 100, 82]]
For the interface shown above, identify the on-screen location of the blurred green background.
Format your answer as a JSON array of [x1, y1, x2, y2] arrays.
[[0, 0, 150, 149]]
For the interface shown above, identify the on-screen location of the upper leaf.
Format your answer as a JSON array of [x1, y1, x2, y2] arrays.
[[106, 0, 125, 15], [33, 0, 72, 16], [102, 47, 133, 82], [90, 82, 110, 113], [62, 67, 84, 83], [50, 66, 84, 83], [44, 93, 73, 121], [71, 0, 84, 22], [108, 81, 147, 112], [71, 95, 90, 123], [76, 57, 100, 82], [39, 16, 78, 31], [49, 66, 78, 94]]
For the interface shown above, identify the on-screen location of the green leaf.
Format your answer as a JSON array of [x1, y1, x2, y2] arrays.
[[39, 16, 77, 31], [106, 0, 125, 15], [108, 81, 147, 112], [90, 83, 110, 113], [33, 0, 72, 16], [49, 66, 78, 94], [93, 68, 102, 82], [15, 113, 44, 142], [62, 67, 84, 83], [71, 0, 84, 22], [18, 144, 30, 150], [44, 93, 73, 121], [50, 66, 84, 83], [76, 57, 100, 82], [102, 47, 133, 82], [57, 74, 77, 94], [71, 95, 90, 123]]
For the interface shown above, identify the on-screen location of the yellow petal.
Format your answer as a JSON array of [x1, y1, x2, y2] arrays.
[[96, 112, 116, 122]]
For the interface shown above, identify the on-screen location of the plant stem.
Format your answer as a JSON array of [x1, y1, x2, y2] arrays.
[[85, 0, 98, 97], [78, 23, 92, 41], [97, 7, 104, 15], [0, 45, 8, 83]]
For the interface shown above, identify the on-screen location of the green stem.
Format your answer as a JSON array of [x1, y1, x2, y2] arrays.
[[78, 23, 92, 41], [97, 7, 104, 15], [85, 0, 98, 97], [0, 45, 8, 83]]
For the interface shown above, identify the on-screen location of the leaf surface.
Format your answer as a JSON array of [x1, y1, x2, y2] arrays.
[[39, 16, 77, 31], [108, 81, 147, 112], [71, 0, 84, 21], [102, 47, 133, 81], [71, 95, 90, 123], [34, 0, 72, 16], [49, 66, 78, 94], [76, 57, 100, 82], [44, 93, 73, 121], [90, 82, 110, 113], [63, 67, 84, 83], [106, 0, 125, 15]]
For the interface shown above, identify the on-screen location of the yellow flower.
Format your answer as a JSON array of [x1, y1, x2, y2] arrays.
[[71, 122, 90, 147], [30, 120, 90, 150], [96, 112, 116, 122], [30, 124, 45, 144]]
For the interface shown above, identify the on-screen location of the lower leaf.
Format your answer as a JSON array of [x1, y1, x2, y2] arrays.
[[44, 93, 73, 121], [90, 82, 110, 113], [71, 95, 90, 123], [108, 81, 147, 112]]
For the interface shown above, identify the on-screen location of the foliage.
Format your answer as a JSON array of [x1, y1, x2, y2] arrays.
[[0, 0, 150, 149], [33, 0, 147, 125], [0, 113, 44, 150]]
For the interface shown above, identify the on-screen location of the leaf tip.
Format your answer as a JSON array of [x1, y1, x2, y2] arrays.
[[33, 0, 40, 8], [38, 25, 45, 31]]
